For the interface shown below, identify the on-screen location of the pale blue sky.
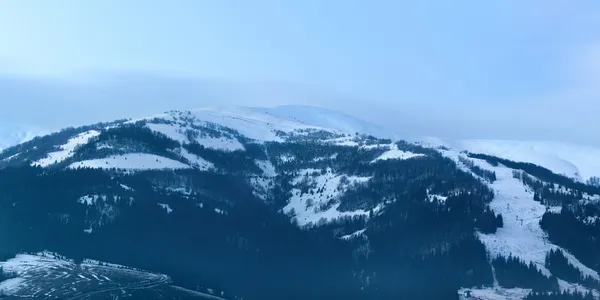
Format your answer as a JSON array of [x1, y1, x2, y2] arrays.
[[1, 0, 599, 144]]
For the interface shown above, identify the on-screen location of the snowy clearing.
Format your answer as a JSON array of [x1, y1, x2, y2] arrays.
[[68, 153, 191, 170], [176, 148, 214, 171], [458, 287, 531, 300], [33, 130, 100, 167], [147, 121, 245, 152], [372, 144, 424, 162], [193, 135, 245, 152], [282, 168, 374, 226]]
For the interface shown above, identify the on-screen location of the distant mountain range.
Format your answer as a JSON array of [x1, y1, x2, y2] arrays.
[[0, 125, 46, 151]]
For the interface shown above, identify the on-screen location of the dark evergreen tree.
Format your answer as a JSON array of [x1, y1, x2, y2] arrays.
[[493, 255, 559, 292]]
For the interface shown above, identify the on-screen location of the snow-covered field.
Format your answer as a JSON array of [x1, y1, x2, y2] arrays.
[[0, 252, 223, 299], [146, 122, 245, 152], [282, 168, 375, 226], [0, 252, 169, 299], [33, 130, 100, 167], [68, 153, 191, 170], [458, 287, 531, 300]]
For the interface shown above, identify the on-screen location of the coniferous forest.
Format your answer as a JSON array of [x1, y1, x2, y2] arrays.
[[0, 121, 599, 299]]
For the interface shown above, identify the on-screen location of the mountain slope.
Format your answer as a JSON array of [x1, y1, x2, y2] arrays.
[[1, 106, 600, 300], [0, 125, 46, 151], [250, 105, 398, 140], [422, 137, 600, 184]]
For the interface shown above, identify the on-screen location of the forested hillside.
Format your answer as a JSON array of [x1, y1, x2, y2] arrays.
[[1, 108, 600, 299]]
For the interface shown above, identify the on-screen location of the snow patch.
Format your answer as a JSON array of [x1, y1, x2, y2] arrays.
[[68, 153, 190, 170], [371, 144, 424, 162], [78, 195, 104, 206], [282, 168, 374, 226], [194, 135, 245, 152], [158, 203, 173, 214], [33, 130, 100, 167], [119, 184, 134, 191], [177, 148, 214, 171], [340, 229, 366, 240], [146, 123, 189, 144], [280, 154, 295, 163], [458, 287, 531, 300], [256, 160, 276, 177]]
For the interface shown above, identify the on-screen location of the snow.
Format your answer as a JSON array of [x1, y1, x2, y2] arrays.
[[158, 203, 173, 214], [0, 125, 46, 151], [188, 106, 321, 142], [372, 144, 424, 162], [445, 151, 600, 282], [171, 286, 227, 300], [146, 123, 189, 144], [255, 160, 276, 177], [252, 105, 398, 140], [280, 154, 295, 163], [166, 187, 193, 196], [78, 195, 104, 206], [177, 148, 214, 171], [194, 135, 245, 152], [0, 278, 25, 295], [326, 136, 360, 147], [119, 184, 133, 191], [0, 252, 170, 298], [147, 122, 245, 152], [557, 279, 599, 296], [282, 168, 374, 226], [464, 155, 558, 275], [458, 287, 531, 300], [32, 130, 100, 167], [68, 153, 191, 170], [340, 229, 366, 240], [446, 139, 600, 182], [2, 152, 20, 161], [427, 191, 448, 203]]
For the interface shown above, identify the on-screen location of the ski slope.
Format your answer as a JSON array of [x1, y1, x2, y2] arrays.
[[443, 150, 600, 293]]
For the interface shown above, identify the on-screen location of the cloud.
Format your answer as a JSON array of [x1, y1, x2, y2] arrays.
[[1, 66, 600, 147]]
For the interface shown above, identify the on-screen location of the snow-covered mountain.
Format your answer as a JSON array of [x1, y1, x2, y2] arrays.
[[249, 105, 399, 140], [422, 137, 600, 184], [2, 105, 600, 300], [0, 125, 46, 150]]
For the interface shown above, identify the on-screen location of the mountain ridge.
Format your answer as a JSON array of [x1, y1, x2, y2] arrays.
[[1, 105, 600, 300]]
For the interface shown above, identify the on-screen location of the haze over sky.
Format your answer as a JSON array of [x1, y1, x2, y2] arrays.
[[1, 1, 599, 145]]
